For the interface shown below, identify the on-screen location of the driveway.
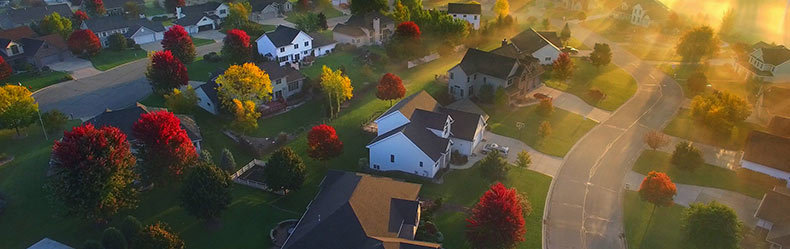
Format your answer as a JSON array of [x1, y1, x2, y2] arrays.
[[46, 57, 100, 79], [140, 41, 163, 52], [531, 85, 612, 123], [451, 131, 564, 177], [192, 30, 226, 41], [33, 42, 222, 120]]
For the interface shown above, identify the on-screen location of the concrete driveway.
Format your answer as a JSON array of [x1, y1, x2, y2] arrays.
[[451, 131, 564, 177], [531, 85, 612, 123], [46, 57, 100, 79], [140, 41, 163, 52], [192, 30, 225, 41]]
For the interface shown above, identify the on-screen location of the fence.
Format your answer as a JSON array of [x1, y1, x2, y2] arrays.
[[407, 53, 440, 68], [230, 159, 286, 195]]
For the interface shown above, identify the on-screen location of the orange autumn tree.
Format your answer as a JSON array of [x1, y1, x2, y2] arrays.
[[637, 171, 677, 245], [376, 73, 406, 106]]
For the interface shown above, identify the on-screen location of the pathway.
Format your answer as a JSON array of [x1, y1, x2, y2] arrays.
[[531, 85, 613, 123], [625, 171, 760, 228], [451, 131, 564, 177]]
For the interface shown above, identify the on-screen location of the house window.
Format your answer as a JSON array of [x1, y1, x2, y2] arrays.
[[449, 72, 454, 79], [463, 14, 467, 18], [288, 81, 299, 91], [373, 164, 380, 170], [545, 57, 551, 61], [390, 154, 395, 163], [294, 43, 299, 49], [419, 162, 423, 167], [279, 56, 288, 62], [220, 9, 226, 14], [473, 74, 477, 80], [303, 51, 309, 55], [483, 77, 487, 83], [304, 41, 309, 46], [507, 78, 513, 86], [280, 47, 285, 52], [10, 45, 19, 54], [466, 76, 470, 82], [474, 15, 478, 20]]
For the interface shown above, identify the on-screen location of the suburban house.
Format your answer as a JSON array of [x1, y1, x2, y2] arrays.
[[196, 79, 220, 115], [331, 0, 347, 6], [82, 16, 166, 46], [498, 28, 563, 65], [447, 2, 481, 30], [562, 0, 590, 11], [256, 25, 314, 66], [366, 91, 487, 178], [174, 2, 229, 34], [754, 186, 790, 248], [85, 103, 203, 152], [158, 0, 214, 8], [0, 3, 72, 29], [612, 0, 670, 27], [0, 26, 72, 68], [741, 116, 790, 184], [249, 0, 292, 22], [734, 42, 790, 83], [308, 32, 337, 57], [332, 12, 394, 47], [280, 170, 442, 249], [27, 238, 73, 249], [99, 0, 144, 16], [447, 47, 543, 100]]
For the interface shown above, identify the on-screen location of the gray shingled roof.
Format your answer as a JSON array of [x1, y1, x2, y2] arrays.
[[85, 16, 164, 33], [103, 0, 143, 9], [174, 14, 209, 26], [344, 12, 393, 31], [761, 46, 790, 66], [378, 91, 440, 121], [309, 31, 337, 47], [0, 4, 72, 29], [458, 48, 518, 79], [439, 107, 483, 141], [333, 23, 367, 37], [262, 25, 303, 47], [257, 61, 304, 82], [510, 28, 561, 54], [85, 103, 201, 142], [180, 2, 222, 15], [198, 80, 219, 107], [447, 2, 481, 14]]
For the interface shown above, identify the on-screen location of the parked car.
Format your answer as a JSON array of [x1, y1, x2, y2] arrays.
[[562, 46, 579, 55], [482, 143, 509, 155]]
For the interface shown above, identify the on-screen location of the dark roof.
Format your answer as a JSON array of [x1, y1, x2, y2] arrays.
[[174, 14, 209, 26], [333, 23, 367, 37], [457, 48, 518, 79], [102, 0, 143, 9], [262, 25, 303, 47], [756, 186, 790, 248], [0, 26, 36, 41], [344, 11, 394, 30], [510, 28, 561, 54], [37, 34, 68, 50], [447, 2, 481, 14], [439, 107, 484, 141], [401, 122, 450, 161], [0, 4, 72, 29], [180, 2, 222, 15], [85, 103, 201, 142], [250, 0, 287, 11], [175, 114, 202, 141], [379, 91, 440, 121], [85, 16, 164, 33], [257, 61, 304, 82], [411, 109, 449, 130], [761, 46, 790, 65], [743, 130, 790, 172], [198, 80, 219, 106], [309, 31, 336, 47], [490, 43, 520, 58], [282, 170, 439, 249], [768, 116, 790, 137]]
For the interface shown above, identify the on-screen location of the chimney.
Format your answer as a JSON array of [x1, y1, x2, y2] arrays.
[[501, 38, 508, 48], [373, 17, 381, 43], [176, 6, 182, 19]]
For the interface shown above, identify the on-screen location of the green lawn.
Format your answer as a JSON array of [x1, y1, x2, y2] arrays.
[[186, 57, 231, 82], [421, 164, 552, 249], [483, 104, 598, 157], [284, 7, 344, 23], [143, 0, 166, 16], [544, 58, 637, 111], [4, 71, 72, 91], [658, 64, 758, 101], [90, 49, 147, 71], [623, 190, 686, 249], [632, 150, 784, 199], [663, 109, 760, 150], [192, 37, 216, 47]]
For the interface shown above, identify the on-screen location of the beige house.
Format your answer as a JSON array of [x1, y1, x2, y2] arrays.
[[734, 42, 790, 83], [332, 12, 394, 47]]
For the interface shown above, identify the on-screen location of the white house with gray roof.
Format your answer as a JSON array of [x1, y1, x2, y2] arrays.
[[81, 16, 165, 46], [366, 91, 487, 178], [175, 2, 228, 34], [332, 12, 394, 47], [734, 42, 790, 83], [447, 47, 543, 100], [256, 25, 314, 66], [447, 2, 481, 30]]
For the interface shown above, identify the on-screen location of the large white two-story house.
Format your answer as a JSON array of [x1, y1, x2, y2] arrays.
[[447, 2, 481, 30], [366, 91, 487, 178], [447, 47, 543, 100], [612, 0, 670, 27], [256, 25, 313, 66], [734, 42, 790, 83]]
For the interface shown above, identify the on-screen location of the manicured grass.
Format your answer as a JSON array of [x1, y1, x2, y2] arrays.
[[192, 37, 216, 47], [186, 57, 231, 82], [483, 104, 598, 157], [4, 71, 72, 91], [544, 58, 637, 111], [143, 0, 166, 16], [90, 48, 147, 71], [284, 7, 344, 23], [658, 64, 758, 101], [420, 164, 553, 249], [663, 109, 761, 150], [623, 190, 686, 249], [632, 150, 784, 199]]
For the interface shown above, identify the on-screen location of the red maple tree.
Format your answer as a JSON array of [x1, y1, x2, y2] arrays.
[[637, 171, 677, 245], [132, 111, 197, 185], [145, 50, 189, 93], [162, 25, 196, 64], [221, 29, 251, 64], [50, 124, 138, 222], [395, 21, 421, 40], [552, 52, 574, 81], [68, 29, 102, 57], [85, 0, 106, 16], [307, 124, 343, 164], [165, 0, 185, 13], [466, 182, 526, 249], [72, 10, 89, 26], [0, 56, 12, 81], [376, 73, 406, 106]]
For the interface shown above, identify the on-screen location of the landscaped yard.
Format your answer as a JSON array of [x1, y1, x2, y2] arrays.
[[4, 71, 72, 91], [544, 58, 638, 111], [483, 104, 598, 157], [90, 48, 148, 71], [284, 6, 344, 23], [623, 190, 686, 249], [632, 150, 784, 199], [421, 165, 552, 249], [186, 57, 231, 82], [192, 37, 216, 47], [659, 64, 757, 100], [663, 109, 761, 150]]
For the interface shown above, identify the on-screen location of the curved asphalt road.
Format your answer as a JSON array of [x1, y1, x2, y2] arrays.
[[33, 42, 221, 120], [543, 23, 685, 249]]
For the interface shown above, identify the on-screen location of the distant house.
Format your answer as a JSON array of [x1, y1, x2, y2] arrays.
[[259, 61, 305, 101], [612, 0, 670, 27], [280, 170, 442, 249], [158, 0, 215, 9], [249, 0, 292, 22], [332, 12, 394, 47], [366, 91, 487, 178], [447, 2, 481, 30], [27, 238, 73, 249], [256, 25, 319, 66], [0, 3, 72, 29], [85, 103, 203, 152], [447, 48, 543, 100], [741, 116, 790, 184], [734, 42, 790, 83], [0, 26, 73, 68], [82, 16, 165, 46], [196, 79, 220, 114], [562, 0, 590, 11], [754, 186, 790, 248], [98, 0, 144, 16], [331, 0, 347, 6], [174, 2, 229, 34], [498, 28, 563, 65]]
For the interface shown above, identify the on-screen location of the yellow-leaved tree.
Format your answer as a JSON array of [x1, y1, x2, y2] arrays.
[[0, 84, 39, 136], [216, 63, 272, 112], [231, 99, 261, 133], [493, 0, 509, 18], [320, 65, 353, 119]]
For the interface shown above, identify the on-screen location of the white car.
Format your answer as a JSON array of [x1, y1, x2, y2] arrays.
[[483, 143, 509, 155]]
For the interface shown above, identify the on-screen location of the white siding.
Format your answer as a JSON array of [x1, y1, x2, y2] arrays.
[[313, 43, 336, 56], [450, 138, 473, 155], [367, 132, 441, 178], [375, 112, 410, 135], [256, 31, 314, 66], [195, 88, 218, 114], [449, 13, 480, 30], [447, 66, 470, 99], [532, 44, 561, 65], [742, 160, 790, 183], [333, 31, 367, 47]]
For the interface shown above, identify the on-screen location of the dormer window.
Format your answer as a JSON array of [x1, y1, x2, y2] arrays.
[[10, 45, 19, 55]]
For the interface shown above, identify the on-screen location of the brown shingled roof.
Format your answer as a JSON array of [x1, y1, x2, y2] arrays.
[[743, 130, 790, 172], [768, 116, 790, 137], [0, 26, 35, 40]]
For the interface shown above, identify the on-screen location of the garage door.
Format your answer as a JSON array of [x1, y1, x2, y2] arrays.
[[134, 33, 156, 44], [198, 24, 213, 32]]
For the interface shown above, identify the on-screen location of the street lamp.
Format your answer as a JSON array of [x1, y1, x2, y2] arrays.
[[18, 82, 47, 140]]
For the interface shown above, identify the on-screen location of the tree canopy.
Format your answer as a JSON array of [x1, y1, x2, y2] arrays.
[[216, 63, 273, 111], [137, 222, 184, 249], [676, 26, 719, 62], [690, 90, 751, 132], [180, 163, 232, 220], [480, 150, 509, 181], [493, 0, 509, 17], [132, 111, 198, 185], [68, 29, 102, 57], [466, 182, 528, 249], [0, 85, 38, 136], [162, 25, 196, 64], [319, 65, 353, 118], [40, 12, 72, 39], [590, 43, 612, 68], [682, 201, 743, 249], [222, 29, 251, 64], [376, 73, 406, 105], [263, 147, 307, 192], [552, 53, 574, 81], [638, 171, 677, 207], [307, 124, 343, 163], [350, 0, 388, 15], [146, 50, 189, 94]]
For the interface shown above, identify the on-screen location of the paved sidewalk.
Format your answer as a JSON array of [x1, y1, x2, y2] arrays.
[[625, 171, 760, 228], [657, 135, 743, 170], [532, 85, 612, 123], [450, 131, 564, 177]]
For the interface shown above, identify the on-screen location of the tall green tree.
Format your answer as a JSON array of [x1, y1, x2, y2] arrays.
[[219, 148, 236, 173], [676, 26, 719, 63], [719, 8, 736, 37], [350, 0, 388, 15], [180, 163, 232, 221], [480, 150, 509, 181], [589, 43, 612, 69], [391, 0, 410, 23], [102, 227, 127, 249], [0, 85, 38, 136], [560, 23, 571, 44], [40, 12, 72, 39], [263, 147, 306, 193], [682, 201, 743, 249]]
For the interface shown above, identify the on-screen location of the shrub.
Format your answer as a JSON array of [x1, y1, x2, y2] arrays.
[[587, 88, 605, 102], [203, 52, 222, 62], [537, 98, 554, 116], [82, 240, 103, 249], [480, 150, 509, 181], [108, 33, 127, 51], [219, 148, 236, 173], [671, 141, 703, 170], [101, 227, 127, 249], [450, 150, 468, 165], [42, 110, 68, 133], [120, 215, 143, 245], [478, 84, 494, 103]]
